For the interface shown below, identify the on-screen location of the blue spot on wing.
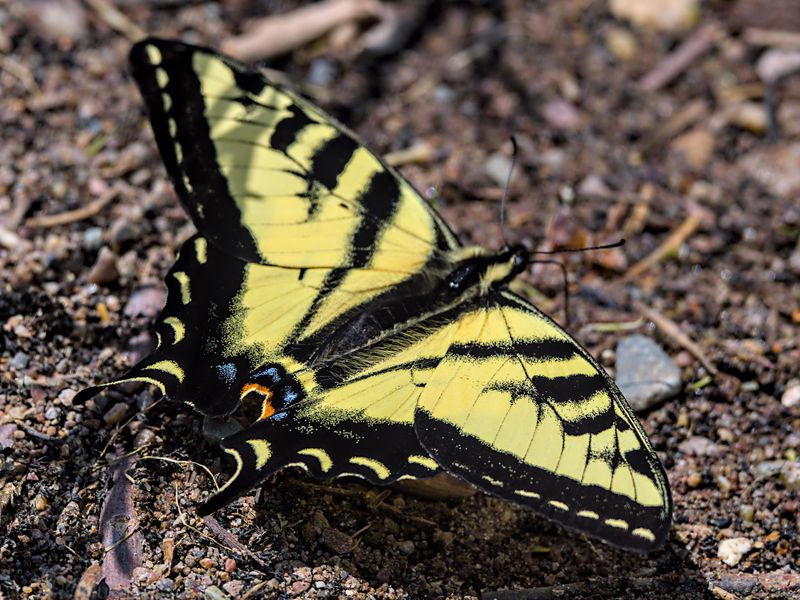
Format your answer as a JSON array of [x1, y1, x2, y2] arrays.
[[217, 363, 237, 386]]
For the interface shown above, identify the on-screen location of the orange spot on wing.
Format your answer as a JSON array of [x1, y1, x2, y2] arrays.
[[240, 383, 275, 420]]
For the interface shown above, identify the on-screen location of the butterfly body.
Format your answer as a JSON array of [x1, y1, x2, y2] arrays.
[[77, 39, 672, 552]]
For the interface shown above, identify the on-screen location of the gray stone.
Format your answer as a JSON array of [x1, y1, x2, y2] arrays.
[[615, 334, 682, 412], [11, 352, 29, 370]]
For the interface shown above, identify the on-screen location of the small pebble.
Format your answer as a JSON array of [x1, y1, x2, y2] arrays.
[[44, 407, 60, 420], [10, 352, 29, 370], [686, 471, 703, 488], [779, 462, 800, 491], [616, 335, 682, 412], [123, 286, 167, 318], [679, 435, 720, 457], [103, 402, 128, 426], [203, 585, 230, 600], [87, 247, 119, 284], [320, 527, 354, 555], [398, 540, 415, 555], [483, 152, 513, 187], [718, 537, 752, 566], [739, 504, 755, 522], [781, 383, 800, 408], [605, 26, 638, 61], [33, 494, 47, 511], [609, 0, 699, 32], [82, 227, 103, 250], [542, 99, 584, 131]]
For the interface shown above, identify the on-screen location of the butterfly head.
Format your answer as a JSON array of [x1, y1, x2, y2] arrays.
[[479, 244, 529, 292]]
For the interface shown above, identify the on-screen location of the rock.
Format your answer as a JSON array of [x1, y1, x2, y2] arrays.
[[398, 540, 415, 555], [728, 102, 768, 134], [483, 152, 514, 187], [577, 174, 612, 198], [781, 382, 800, 408], [10, 351, 29, 370], [718, 537, 752, 566], [609, 0, 699, 32], [542, 99, 584, 131], [82, 227, 103, 250], [670, 128, 715, 169], [755, 49, 800, 84], [738, 504, 755, 522], [87, 247, 119, 284], [29, 0, 87, 46], [716, 574, 758, 595], [678, 435, 720, 457], [779, 462, 800, 491], [615, 335, 683, 412], [605, 27, 638, 61], [103, 402, 128, 426], [222, 581, 244, 597], [740, 143, 800, 199], [204, 585, 230, 600], [123, 286, 167, 318], [753, 460, 786, 480], [0, 424, 17, 449], [320, 527, 355, 555]]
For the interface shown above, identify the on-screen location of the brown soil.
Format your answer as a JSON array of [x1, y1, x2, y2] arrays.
[[1, 1, 798, 598]]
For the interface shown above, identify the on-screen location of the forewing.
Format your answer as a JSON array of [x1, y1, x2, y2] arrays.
[[414, 291, 672, 552], [129, 38, 459, 271]]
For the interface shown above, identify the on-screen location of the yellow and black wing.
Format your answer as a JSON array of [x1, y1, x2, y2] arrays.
[[208, 290, 671, 552], [414, 291, 672, 552], [129, 39, 459, 269]]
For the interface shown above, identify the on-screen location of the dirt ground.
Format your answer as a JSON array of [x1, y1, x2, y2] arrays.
[[1, 1, 799, 598]]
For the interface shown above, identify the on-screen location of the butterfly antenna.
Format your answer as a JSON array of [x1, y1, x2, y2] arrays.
[[499, 136, 518, 249], [527, 239, 625, 328], [529, 238, 625, 256]]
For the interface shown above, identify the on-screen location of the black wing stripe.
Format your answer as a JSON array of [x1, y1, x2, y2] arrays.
[[311, 134, 360, 190]]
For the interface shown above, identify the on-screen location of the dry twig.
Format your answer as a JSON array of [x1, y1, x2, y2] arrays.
[[222, 0, 381, 62], [83, 0, 145, 42], [639, 98, 709, 154], [26, 182, 124, 228], [202, 515, 269, 568], [623, 211, 703, 281], [633, 300, 719, 377], [744, 27, 800, 49], [640, 22, 720, 92]]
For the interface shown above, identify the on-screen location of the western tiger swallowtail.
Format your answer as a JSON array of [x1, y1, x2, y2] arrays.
[[77, 38, 672, 552]]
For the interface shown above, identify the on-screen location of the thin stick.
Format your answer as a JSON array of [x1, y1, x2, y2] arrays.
[[139, 455, 220, 492], [83, 0, 145, 42], [623, 212, 702, 281], [744, 27, 800, 49], [639, 23, 720, 91], [633, 300, 719, 377], [202, 515, 270, 568], [26, 184, 120, 228]]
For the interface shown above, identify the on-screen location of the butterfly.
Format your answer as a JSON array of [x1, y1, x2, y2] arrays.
[[76, 38, 672, 552]]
